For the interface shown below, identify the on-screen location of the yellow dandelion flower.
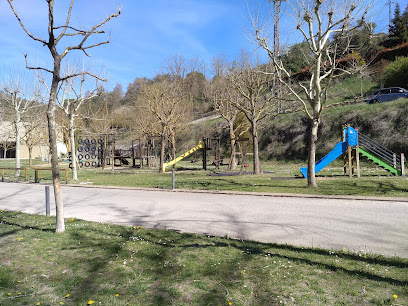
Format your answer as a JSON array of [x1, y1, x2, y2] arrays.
[[59, 302, 63, 305], [115, 294, 119, 297], [17, 281, 21, 283], [88, 300, 95, 305], [343, 247, 346, 250], [65, 294, 70, 298], [16, 237, 23, 240], [18, 292, 21, 295], [229, 302, 233, 305], [36, 303, 40, 305], [7, 293, 11, 296], [393, 294, 398, 299]]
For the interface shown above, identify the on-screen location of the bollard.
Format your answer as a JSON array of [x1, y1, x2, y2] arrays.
[[172, 169, 175, 190], [35, 170, 39, 183], [45, 186, 50, 216], [402, 153, 405, 176]]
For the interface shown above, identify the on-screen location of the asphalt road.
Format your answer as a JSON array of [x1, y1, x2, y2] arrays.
[[1, 182, 407, 258]]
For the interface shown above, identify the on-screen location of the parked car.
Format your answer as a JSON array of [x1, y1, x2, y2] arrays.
[[366, 87, 408, 104]]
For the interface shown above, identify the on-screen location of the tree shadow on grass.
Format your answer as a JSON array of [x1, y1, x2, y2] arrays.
[[2, 212, 407, 305]]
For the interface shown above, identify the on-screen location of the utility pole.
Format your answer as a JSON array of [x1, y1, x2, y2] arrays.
[[387, 0, 393, 34], [269, 0, 286, 112]]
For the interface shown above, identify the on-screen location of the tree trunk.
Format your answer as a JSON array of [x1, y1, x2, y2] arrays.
[[69, 113, 78, 180], [39, 145, 44, 161], [159, 131, 165, 173], [228, 120, 236, 170], [307, 118, 319, 188], [15, 111, 21, 177], [48, 68, 65, 233], [171, 132, 176, 161], [251, 121, 261, 175], [28, 147, 32, 167]]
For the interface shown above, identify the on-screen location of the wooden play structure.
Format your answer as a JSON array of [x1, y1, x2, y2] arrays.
[[131, 136, 160, 168], [76, 134, 115, 169]]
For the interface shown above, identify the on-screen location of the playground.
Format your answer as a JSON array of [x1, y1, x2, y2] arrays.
[[0, 123, 406, 197]]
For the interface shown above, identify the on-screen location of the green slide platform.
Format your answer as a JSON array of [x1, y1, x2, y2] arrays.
[[359, 147, 402, 176]]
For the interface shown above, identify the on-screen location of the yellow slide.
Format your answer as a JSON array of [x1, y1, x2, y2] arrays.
[[163, 141, 204, 172]]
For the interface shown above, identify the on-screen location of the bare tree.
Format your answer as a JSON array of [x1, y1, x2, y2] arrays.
[[140, 78, 190, 172], [0, 121, 15, 159], [7, 0, 120, 232], [22, 117, 47, 167], [228, 54, 277, 175], [207, 74, 240, 170], [2, 71, 37, 176], [253, 0, 370, 187], [58, 71, 99, 180]]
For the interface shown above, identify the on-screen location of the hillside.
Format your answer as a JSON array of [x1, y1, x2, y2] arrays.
[[260, 98, 408, 162], [186, 76, 407, 163]]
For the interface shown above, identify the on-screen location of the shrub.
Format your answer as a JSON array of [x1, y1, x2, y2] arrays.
[[383, 56, 408, 88]]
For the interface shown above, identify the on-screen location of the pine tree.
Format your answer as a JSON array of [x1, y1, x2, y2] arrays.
[[389, 3, 408, 45]]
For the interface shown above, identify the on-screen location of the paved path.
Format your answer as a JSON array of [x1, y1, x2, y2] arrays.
[[0, 182, 407, 257]]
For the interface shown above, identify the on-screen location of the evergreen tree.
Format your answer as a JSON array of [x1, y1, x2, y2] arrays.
[[389, 3, 408, 45]]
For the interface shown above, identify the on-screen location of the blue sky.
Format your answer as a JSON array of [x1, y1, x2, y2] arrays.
[[0, 0, 406, 92]]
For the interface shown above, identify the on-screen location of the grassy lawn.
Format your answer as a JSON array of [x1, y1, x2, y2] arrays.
[[0, 158, 407, 197], [1, 210, 407, 305]]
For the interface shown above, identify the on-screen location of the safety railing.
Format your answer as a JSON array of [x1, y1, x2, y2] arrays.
[[358, 133, 401, 170]]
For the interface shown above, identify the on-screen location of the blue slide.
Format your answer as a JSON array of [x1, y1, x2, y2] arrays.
[[300, 141, 348, 178]]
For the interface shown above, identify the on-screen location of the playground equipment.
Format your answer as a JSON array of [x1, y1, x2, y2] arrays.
[[300, 125, 405, 178], [75, 134, 115, 169], [131, 137, 160, 168], [162, 141, 204, 172], [162, 137, 223, 172]]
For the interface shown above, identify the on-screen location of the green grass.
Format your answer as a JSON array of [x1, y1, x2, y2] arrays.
[[74, 159, 408, 197], [1, 210, 407, 305], [1, 158, 407, 198]]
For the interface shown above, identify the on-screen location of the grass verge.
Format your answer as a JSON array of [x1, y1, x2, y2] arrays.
[[0, 210, 407, 305], [1, 159, 407, 198]]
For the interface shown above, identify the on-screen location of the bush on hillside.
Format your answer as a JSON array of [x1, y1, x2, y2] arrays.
[[383, 56, 408, 88]]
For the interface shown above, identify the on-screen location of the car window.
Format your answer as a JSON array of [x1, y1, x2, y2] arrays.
[[379, 89, 390, 94], [391, 88, 403, 93]]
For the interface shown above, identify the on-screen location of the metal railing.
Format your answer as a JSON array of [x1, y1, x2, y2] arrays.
[[358, 133, 401, 170]]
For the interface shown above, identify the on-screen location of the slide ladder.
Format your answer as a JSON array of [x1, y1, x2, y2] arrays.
[[162, 141, 204, 172], [358, 133, 402, 176]]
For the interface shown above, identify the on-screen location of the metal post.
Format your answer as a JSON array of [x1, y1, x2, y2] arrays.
[[172, 169, 175, 190], [1, 169, 4, 182], [393, 153, 397, 168], [401, 153, 405, 176], [35, 170, 39, 183], [45, 186, 50, 216], [356, 146, 360, 178], [348, 146, 353, 178], [202, 139, 207, 171]]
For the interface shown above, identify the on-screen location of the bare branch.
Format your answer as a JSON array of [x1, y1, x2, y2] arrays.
[[60, 71, 107, 82], [55, 0, 75, 43], [61, 10, 120, 58], [6, 0, 47, 45]]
